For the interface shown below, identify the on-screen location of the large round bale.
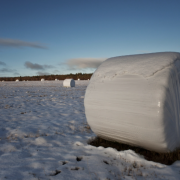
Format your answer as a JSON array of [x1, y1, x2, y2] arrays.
[[41, 79, 45, 81], [63, 79, 75, 87], [85, 52, 180, 153], [15, 79, 19, 82]]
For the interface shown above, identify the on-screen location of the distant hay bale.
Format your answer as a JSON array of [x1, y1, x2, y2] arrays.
[[78, 78, 80, 81], [55, 79, 58, 81], [63, 79, 75, 87], [15, 79, 19, 82], [41, 79, 45, 81]]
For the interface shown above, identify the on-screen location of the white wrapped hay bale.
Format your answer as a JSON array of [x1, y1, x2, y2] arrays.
[[55, 79, 58, 81], [85, 52, 180, 152], [15, 79, 19, 82], [63, 79, 75, 87], [41, 79, 45, 81]]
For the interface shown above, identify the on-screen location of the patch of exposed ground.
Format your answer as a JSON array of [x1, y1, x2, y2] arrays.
[[89, 136, 180, 165]]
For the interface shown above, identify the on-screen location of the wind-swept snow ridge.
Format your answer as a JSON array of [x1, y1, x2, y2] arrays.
[[85, 52, 180, 152]]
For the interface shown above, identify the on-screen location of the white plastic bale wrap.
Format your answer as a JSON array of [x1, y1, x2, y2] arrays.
[[41, 79, 45, 81], [84, 52, 180, 152], [63, 79, 75, 87]]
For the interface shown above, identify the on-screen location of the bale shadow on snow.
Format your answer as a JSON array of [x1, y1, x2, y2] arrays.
[[88, 136, 180, 165]]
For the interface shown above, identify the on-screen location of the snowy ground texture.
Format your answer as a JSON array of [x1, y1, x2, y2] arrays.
[[0, 80, 180, 180]]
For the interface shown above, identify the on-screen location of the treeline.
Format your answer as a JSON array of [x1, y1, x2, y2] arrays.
[[0, 73, 93, 81]]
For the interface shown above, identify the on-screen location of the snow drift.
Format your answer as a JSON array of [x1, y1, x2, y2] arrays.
[[63, 79, 75, 87], [84, 52, 180, 152]]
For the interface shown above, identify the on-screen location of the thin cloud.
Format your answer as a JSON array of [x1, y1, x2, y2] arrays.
[[0, 61, 6, 66], [0, 38, 47, 49], [0, 68, 14, 73], [14, 72, 20, 76], [25, 62, 44, 70], [43, 65, 54, 69], [0, 68, 18, 75], [53, 70, 60, 74], [37, 71, 50, 76], [65, 58, 106, 70], [24, 61, 54, 70]]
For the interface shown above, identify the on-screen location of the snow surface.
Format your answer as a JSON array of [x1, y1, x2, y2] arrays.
[[85, 52, 180, 152], [0, 80, 180, 179]]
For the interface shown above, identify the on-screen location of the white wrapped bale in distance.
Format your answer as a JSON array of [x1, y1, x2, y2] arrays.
[[85, 52, 180, 153], [78, 78, 80, 81], [55, 79, 58, 81], [41, 79, 45, 81], [16, 79, 19, 82], [63, 79, 75, 87]]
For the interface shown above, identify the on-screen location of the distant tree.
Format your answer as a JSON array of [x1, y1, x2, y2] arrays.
[[0, 73, 93, 81]]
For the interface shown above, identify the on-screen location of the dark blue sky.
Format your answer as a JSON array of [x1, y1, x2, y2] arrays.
[[0, 0, 180, 77]]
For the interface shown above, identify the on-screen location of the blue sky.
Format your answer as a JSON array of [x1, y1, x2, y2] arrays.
[[0, 0, 180, 77]]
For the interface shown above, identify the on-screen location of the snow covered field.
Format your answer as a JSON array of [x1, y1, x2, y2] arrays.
[[0, 80, 180, 180]]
